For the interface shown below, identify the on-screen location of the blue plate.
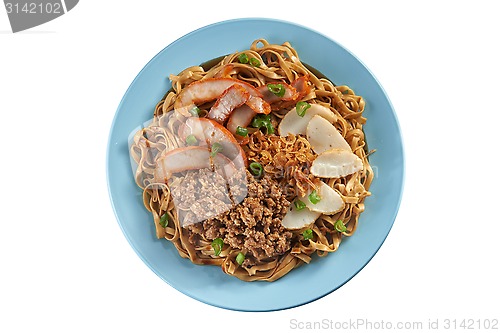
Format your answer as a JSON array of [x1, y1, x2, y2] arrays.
[[106, 18, 404, 312]]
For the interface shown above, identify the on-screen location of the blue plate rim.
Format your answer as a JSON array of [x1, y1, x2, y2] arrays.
[[106, 17, 405, 312]]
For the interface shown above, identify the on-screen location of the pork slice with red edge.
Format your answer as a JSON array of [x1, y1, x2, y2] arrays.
[[291, 75, 312, 100], [154, 146, 212, 182], [174, 78, 270, 116], [208, 84, 250, 124], [154, 146, 246, 198], [258, 81, 299, 104], [155, 146, 247, 226], [227, 105, 256, 144], [179, 117, 248, 168]]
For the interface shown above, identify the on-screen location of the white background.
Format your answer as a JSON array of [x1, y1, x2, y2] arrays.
[[1, 1, 499, 332]]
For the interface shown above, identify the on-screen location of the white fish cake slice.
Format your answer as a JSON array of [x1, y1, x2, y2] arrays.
[[278, 104, 337, 136], [311, 149, 363, 178], [306, 115, 351, 154], [300, 181, 345, 214], [281, 203, 321, 230]]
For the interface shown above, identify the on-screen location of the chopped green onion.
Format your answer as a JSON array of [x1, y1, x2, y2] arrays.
[[249, 57, 261, 67], [251, 114, 268, 127], [189, 106, 202, 117], [235, 126, 248, 137], [210, 142, 223, 157], [294, 200, 306, 211], [264, 122, 274, 134], [302, 229, 313, 240], [334, 219, 347, 233], [238, 53, 249, 64], [308, 189, 321, 204], [159, 213, 169, 228], [236, 252, 245, 265], [185, 134, 198, 146], [251, 114, 274, 134], [211, 238, 224, 256], [296, 101, 311, 117], [267, 83, 285, 97], [249, 162, 263, 177]]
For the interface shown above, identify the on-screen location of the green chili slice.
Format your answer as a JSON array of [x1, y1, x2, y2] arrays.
[[249, 57, 261, 67], [267, 83, 285, 97], [264, 121, 274, 134], [238, 53, 249, 64], [235, 126, 248, 137], [185, 134, 198, 146], [251, 114, 274, 134], [302, 229, 313, 240], [334, 219, 347, 233], [211, 238, 224, 256], [159, 213, 169, 228], [189, 106, 202, 117], [236, 252, 245, 265], [251, 114, 268, 127], [249, 162, 263, 177], [294, 200, 306, 211], [308, 189, 321, 204], [296, 101, 311, 117], [210, 142, 223, 157]]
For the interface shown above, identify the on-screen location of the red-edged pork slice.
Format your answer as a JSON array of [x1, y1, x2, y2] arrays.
[[154, 146, 242, 184], [154, 146, 211, 182], [178, 117, 248, 168], [174, 78, 270, 116], [226, 105, 256, 144], [155, 147, 247, 226], [246, 95, 271, 114], [257, 81, 298, 104], [208, 84, 250, 123], [269, 76, 313, 110], [291, 75, 312, 100]]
